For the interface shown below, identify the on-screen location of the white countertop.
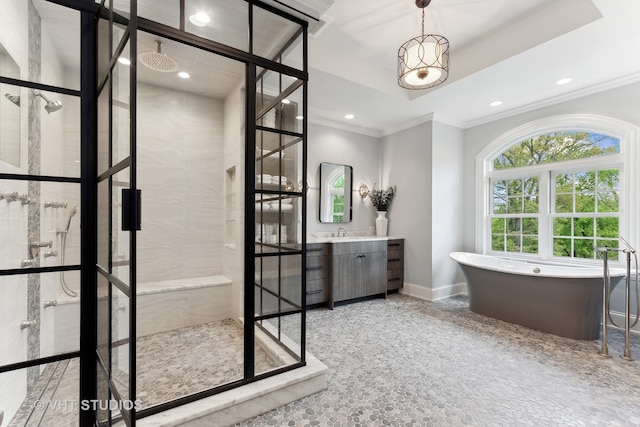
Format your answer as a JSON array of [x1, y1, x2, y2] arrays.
[[307, 234, 403, 244]]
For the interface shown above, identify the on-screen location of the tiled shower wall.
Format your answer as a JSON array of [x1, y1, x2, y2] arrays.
[[0, 0, 72, 421], [26, 0, 42, 389], [136, 82, 225, 283]]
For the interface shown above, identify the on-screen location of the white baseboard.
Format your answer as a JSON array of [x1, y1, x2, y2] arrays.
[[399, 282, 467, 302]]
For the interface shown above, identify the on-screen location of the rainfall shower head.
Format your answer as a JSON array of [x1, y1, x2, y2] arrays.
[[139, 40, 179, 73], [34, 90, 63, 114], [4, 92, 20, 106]]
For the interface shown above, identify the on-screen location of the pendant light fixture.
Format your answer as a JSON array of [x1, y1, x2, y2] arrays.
[[398, 0, 449, 90]]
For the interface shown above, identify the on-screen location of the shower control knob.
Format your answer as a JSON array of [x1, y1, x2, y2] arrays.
[[20, 259, 35, 268], [30, 240, 53, 248], [20, 320, 37, 330]]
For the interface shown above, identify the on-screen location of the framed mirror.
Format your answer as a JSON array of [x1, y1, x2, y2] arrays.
[[319, 162, 352, 223], [0, 43, 21, 167]]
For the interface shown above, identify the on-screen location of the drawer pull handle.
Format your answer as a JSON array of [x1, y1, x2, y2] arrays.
[[388, 258, 401, 262], [307, 247, 323, 252], [306, 289, 323, 295], [388, 243, 401, 247], [388, 278, 401, 282], [306, 266, 323, 271]]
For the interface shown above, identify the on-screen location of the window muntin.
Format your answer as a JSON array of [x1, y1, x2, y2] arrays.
[[551, 168, 620, 260], [487, 130, 622, 262]]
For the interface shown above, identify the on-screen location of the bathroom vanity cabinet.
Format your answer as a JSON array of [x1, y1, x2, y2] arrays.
[[331, 240, 387, 305], [386, 239, 404, 292], [303, 238, 405, 308]]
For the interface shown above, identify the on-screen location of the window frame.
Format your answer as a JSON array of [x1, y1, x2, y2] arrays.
[[476, 114, 637, 266]]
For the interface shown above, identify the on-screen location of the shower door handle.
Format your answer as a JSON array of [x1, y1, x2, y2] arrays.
[[122, 189, 142, 231]]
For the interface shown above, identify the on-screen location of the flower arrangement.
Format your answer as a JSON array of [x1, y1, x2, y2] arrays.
[[370, 185, 396, 212]]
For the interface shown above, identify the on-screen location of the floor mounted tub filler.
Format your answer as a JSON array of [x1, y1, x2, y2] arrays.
[[449, 252, 626, 340]]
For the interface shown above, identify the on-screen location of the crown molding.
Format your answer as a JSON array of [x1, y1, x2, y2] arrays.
[[464, 72, 640, 129], [309, 72, 640, 138], [307, 117, 383, 138]]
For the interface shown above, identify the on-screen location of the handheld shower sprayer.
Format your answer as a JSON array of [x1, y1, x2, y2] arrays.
[[64, 205, 79, 233], [33, 89, 63, 114], [59, 206, 79, 297]]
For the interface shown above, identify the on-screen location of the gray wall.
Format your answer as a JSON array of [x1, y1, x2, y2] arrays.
[[307, 123, 380, 234], [380, 122, 433, 289], [431, 121, 465, 291], [380, 120, 465, 298], [307, 119, 466, 299]]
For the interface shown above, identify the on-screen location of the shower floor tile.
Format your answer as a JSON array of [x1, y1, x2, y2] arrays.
[[8, 319, 279, 426]]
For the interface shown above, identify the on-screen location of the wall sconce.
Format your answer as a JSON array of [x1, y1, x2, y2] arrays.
[[359, 184, 370, 199]]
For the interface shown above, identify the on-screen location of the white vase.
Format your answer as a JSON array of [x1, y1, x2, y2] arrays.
[[375, 211, 388, 237]]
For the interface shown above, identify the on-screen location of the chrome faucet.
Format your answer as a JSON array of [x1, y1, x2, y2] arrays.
[[337, 227, 347, 237]]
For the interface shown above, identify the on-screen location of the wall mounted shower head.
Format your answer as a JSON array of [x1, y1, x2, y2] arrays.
[[4, 92, 20, 106], [34, 89, 63, 114]]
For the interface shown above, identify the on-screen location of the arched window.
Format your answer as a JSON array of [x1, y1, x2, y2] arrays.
[[476, 115, 638, 264]]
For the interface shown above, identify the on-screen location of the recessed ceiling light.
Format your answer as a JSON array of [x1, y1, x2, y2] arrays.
[[295, 115, 304, 120], [282, 99, 291, 104], [118, 57, 131, 66], [489, 100, 502, 107], [344, 114, 354, 119], [178, 71, 191, 79], [189, 12, 211, 27], [556, 77, 573, 85]]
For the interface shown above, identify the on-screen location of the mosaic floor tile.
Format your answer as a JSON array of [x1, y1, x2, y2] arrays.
[[239, 294, 640, 427], [7, 294, 640, 426]]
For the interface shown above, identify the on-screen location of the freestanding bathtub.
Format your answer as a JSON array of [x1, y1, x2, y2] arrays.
[[449, 252, 626, 340]]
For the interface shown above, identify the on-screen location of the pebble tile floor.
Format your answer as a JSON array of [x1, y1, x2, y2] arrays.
[[239, 294, 640, 427], [8, 319, 279, 426], [7, 294, 640, 426]]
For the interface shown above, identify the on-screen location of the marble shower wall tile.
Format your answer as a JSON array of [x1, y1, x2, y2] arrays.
[[136, 83, 226, 284]]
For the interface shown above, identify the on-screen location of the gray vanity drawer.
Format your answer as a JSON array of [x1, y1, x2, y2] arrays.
[[306, 278, 330, 305], [306, 255, 330, 280], [307, 243, 330, 256], [331, 240, 387, 255]]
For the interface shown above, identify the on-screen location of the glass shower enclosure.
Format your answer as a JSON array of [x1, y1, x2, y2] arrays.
[[0, 0, 308, 425]]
